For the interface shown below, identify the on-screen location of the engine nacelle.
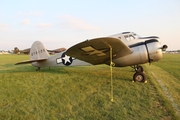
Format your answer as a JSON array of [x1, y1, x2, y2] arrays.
[[112, 40, 163, 67]]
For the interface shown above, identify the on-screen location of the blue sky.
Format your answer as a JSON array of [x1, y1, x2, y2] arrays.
[[0, 0, 180, 50]]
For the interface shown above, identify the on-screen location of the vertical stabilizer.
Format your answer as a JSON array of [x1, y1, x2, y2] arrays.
[[30, 41, 50, 60]]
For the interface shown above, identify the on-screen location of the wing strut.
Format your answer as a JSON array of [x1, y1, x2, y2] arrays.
[[103, 40, 115, 102]]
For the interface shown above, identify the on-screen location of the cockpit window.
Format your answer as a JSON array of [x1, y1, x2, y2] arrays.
[[125, 35, 135, 41], [124, 35, 130, 41], [133, 33, 140, 38], [129, 35, 135, 40]]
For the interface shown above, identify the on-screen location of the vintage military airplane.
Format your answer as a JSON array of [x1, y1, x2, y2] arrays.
[[15, 32, 167, 82]]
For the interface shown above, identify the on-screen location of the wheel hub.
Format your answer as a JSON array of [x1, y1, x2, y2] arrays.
[[136, 75, 143, 82]]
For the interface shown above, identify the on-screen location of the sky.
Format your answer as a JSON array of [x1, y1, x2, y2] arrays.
[[0, 0, 180, 50]]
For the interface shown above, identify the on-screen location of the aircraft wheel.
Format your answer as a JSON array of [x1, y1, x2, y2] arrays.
[[133, 72, 146, 82], [136, 66, 144, 72]]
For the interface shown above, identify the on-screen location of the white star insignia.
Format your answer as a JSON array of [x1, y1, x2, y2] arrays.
[[62, 55, 71, 64]]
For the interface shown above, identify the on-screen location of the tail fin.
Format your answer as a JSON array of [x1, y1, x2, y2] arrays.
[[30, 41, 50, 60], [15, 41, 49, 65]]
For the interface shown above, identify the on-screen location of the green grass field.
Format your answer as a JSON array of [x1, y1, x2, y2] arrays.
[[0, 54, 180, 119]]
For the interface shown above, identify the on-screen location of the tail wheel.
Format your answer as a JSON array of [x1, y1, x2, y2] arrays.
[[133, 72, 146, 82], [36, 67, 41, 71]]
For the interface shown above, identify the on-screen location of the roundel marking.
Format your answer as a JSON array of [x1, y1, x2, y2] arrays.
[[61, 52, 73, 66]]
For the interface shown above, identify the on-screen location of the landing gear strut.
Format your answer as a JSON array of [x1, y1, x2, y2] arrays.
[[132, 65, 144, 72], [132, 65, 146, 83]]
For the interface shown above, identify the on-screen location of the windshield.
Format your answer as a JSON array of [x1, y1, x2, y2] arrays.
[[132, 32, 140, 38]]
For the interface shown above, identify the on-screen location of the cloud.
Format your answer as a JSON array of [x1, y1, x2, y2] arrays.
[[36, 23, 53, 31], [57, 15, 100, 31], [37, 23, 52, 27], [21, 19, 30, 25], [0, 23, 9, 31]]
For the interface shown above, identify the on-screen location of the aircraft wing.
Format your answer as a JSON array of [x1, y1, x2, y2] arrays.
[[66, 37, 132, 65], [15, 58, 47, 65]]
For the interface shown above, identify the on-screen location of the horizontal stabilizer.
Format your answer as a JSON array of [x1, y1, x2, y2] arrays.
[[15, 58, 47, 65]]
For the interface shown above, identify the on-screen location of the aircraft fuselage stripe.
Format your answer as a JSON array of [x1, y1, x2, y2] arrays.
[[129, 39, 159, 48]]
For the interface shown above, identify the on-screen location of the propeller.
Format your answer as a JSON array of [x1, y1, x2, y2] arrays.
[[160, 45, 168, 51]]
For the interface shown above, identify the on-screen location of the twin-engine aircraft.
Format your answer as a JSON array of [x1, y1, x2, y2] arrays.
[[15, 32, 167, 82]]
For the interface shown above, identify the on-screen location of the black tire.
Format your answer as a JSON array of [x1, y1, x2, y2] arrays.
[[136, 66, 144, 72], [133, 72, 146, 82]]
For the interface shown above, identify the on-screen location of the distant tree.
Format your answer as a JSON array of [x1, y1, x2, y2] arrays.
[[14, 47, 20, 54], [8, 50, 11, 53]]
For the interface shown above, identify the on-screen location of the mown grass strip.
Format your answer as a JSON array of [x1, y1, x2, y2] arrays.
[[151, 71, 180, 116], [144, 54, 180, 118]]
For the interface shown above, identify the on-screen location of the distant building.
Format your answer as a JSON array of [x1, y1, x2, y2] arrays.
[[0, 50, 11, 54], [166, 50, 180, 54]]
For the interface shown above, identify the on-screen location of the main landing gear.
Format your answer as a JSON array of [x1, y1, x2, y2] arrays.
[[132, 65, 147, 83]]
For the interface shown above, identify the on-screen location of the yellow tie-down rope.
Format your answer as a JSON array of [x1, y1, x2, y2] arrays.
[[102, 40, 115, 102]]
